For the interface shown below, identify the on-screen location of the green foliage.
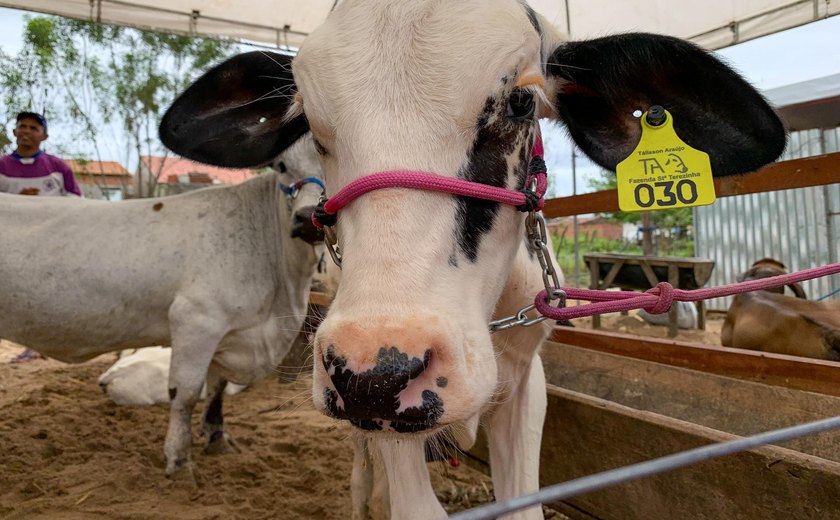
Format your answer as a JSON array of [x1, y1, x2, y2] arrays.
[[0, 15, 237, 189], [551, 227, 694, 288], [0, 130, 11, 154]]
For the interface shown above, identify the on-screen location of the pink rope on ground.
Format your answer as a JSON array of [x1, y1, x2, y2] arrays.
[[536, 262, 840, 320]]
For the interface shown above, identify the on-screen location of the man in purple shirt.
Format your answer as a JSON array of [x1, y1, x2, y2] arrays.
[[0, 112, 82, 197], [2, 112, 81, 362]]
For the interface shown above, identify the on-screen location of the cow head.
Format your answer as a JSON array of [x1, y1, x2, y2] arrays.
[[738, 258, 807, 299], [273, 135, 326, 244], [160, 0, 785, 434]]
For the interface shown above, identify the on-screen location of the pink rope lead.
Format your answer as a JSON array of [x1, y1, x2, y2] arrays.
[[312, 135, 548, 229], [307, 130, 840, 324], [535, 262, 840, 321], [325, 171, 541, 211]]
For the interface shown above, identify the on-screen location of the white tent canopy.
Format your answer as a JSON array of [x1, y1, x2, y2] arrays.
[[2, 0, 839, 51]]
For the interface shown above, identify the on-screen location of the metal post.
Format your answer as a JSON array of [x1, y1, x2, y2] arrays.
[[821, 130, 838, 296], [642, 212, 654, 256], [190, 10, 199, 36], [572, 145, 580, 287], [564, 0, 571, 35]]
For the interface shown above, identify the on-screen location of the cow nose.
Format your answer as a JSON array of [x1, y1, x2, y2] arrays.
[[290, 205, 324, 244], [321, 344, 443, 432]]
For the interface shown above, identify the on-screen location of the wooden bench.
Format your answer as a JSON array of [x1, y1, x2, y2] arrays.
[[584, 253, 715, 337]]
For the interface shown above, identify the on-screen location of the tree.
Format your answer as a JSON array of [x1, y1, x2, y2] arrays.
[[0, 16, 237, 197]]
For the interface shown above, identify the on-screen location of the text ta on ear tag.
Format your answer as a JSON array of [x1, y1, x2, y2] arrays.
[[616, 107, 716, 213]]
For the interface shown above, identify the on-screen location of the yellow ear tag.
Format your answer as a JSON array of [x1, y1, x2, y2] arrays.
[[616, 108, 716, 212]]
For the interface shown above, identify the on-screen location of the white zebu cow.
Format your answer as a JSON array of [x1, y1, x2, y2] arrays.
[[0, 136, 324, 480], [98, 346, 247, 405], [160, 1, 786, 516]]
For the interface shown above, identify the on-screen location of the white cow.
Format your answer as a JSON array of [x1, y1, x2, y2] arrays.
[[0, 136, 324, 480], [98, 346, 247, 405], [160, 1, 786, 516]]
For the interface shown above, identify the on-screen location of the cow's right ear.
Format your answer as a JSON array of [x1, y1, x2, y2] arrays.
[[160, 51, 308, 168]]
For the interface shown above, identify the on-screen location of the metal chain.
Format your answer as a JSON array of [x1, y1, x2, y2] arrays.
[[318, 193, 344, 268], [323, 224, 342, 268], [489, 210, 566, 333], [319, 190, 565, 332]]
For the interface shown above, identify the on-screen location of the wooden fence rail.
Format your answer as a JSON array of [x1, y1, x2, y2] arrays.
[[543, 151, 840, 218]]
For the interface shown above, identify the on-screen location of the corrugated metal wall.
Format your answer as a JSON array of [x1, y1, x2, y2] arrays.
[[694, 127, 840, 311]]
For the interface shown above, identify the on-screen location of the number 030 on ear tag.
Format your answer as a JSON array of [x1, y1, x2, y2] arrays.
[[616, 109, 716, 212]]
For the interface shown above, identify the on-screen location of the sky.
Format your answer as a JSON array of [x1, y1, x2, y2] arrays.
[[1, 6, 840, 194]]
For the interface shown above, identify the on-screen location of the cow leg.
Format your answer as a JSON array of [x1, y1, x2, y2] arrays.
[[164, 315, 226, 482], [351, 434, 390, 520], [373, 436, 445, 520], [351, 434, 374, 520], [202, 367, 239, 455], [485, 354, 547, 520]]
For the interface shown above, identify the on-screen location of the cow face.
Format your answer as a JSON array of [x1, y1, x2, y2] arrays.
[[274, 135, 326, 244], [160, 0, 785, 435]]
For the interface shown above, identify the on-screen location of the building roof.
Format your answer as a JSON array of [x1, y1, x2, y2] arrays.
[[141, 156, 256, 185], [66, 160, 131, 177], [764, 73, 840, 131]]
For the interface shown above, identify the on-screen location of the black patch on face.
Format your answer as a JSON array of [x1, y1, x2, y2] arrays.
[[349, 417, 385, 431], [523, 3, 541, 38], [522, 3, 545, 69], [168, 387, 177, 400], [436, 377, 448, 388], [322, 345, 442, 431], [455, 97, 532, 262]]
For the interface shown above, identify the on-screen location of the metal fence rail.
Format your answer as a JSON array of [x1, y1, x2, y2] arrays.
[[450, 415, 840, 520], [694, 127, 840, 310]]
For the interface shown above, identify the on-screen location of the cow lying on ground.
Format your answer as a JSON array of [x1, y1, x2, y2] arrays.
[[0, 136, 323, 480], [160, 1, 785, 516], [722, 258, 840, 360], [98, 347, 247, 405]]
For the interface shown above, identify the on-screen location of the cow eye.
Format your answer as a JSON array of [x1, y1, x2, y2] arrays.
[[506, 89, 535, 121], [313, 138, 328, 156]]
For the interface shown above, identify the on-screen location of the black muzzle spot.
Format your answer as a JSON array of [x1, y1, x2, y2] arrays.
[[322, 346, 442, 431]]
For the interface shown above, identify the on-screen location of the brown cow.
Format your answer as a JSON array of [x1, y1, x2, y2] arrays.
[[722, 258, 840, 360]]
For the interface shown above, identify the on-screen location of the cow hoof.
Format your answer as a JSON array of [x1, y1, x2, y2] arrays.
[[204, 431, 240, 455], [165, 458, 198, 487]]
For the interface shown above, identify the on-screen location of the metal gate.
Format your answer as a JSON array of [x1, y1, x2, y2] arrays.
[[694, 127, 840, 310]]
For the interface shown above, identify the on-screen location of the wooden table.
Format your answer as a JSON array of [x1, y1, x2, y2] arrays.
[[583, 253, 715, 337]]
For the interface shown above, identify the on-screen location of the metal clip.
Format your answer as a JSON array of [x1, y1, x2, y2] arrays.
[[323, 225, 342, 268]]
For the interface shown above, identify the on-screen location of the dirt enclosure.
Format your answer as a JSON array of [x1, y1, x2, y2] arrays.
[[0, 340, 574, 520], [0, 310, 714, 520]]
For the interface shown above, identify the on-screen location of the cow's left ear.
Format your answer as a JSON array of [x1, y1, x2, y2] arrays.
[[545, 33, 786, 176], [160, 51, 309, 168]]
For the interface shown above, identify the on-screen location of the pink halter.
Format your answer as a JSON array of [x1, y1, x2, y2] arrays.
[[312, 135, 548, 229]]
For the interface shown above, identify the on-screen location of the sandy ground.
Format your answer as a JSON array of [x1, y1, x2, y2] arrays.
[[0, 308, 715, 520], [0, 340, 569, 520]]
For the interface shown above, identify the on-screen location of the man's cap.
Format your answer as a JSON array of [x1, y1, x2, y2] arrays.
[[16, 111, 47, 132]]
